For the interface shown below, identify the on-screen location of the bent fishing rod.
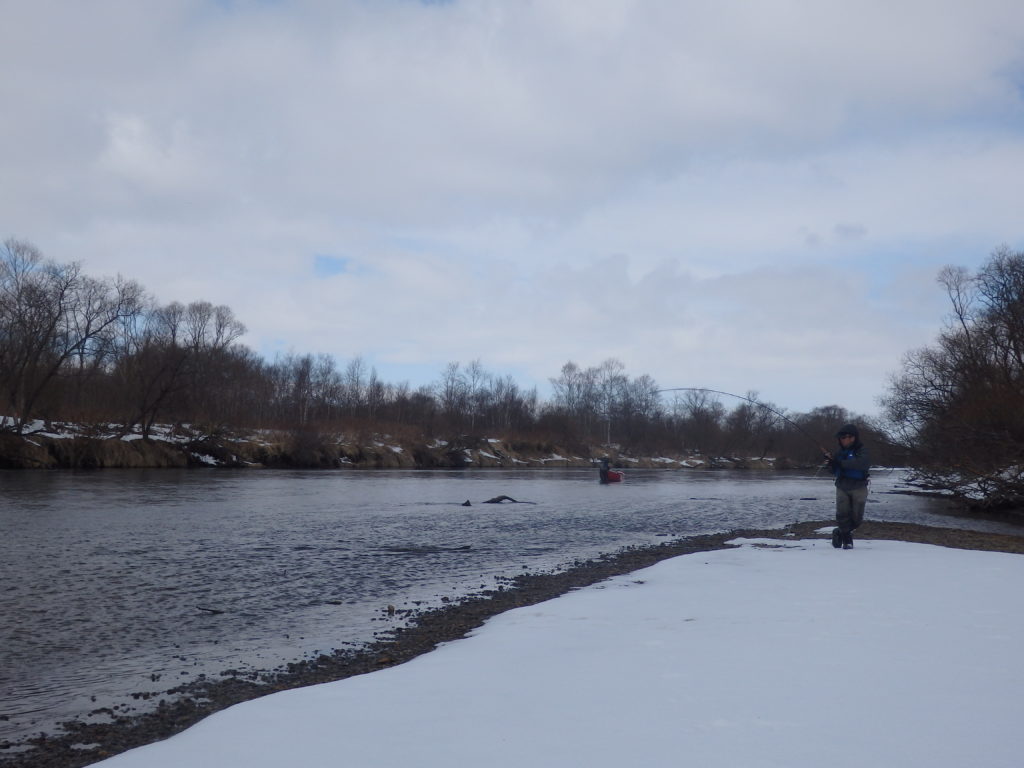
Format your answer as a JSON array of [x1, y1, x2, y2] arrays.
[[656, 387, 829, 453]]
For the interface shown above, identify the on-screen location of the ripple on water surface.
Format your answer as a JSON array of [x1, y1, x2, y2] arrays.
[[0, 468, 1002, 742]]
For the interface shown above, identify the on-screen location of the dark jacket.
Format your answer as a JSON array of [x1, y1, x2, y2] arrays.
[[831, 425, 870, 490]]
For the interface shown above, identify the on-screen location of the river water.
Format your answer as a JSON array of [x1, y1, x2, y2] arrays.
[[0, 467, 1017, 743]]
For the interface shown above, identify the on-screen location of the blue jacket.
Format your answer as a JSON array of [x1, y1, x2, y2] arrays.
[[832, 440, 870, 490]]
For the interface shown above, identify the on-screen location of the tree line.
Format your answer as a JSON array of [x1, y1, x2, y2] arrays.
[[0, 238, 538, 440], [10, 236, 1024, 506], [0, 237, 884, 463]]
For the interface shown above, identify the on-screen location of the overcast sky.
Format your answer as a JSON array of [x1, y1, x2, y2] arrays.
[[3, 0, 1022, 417]]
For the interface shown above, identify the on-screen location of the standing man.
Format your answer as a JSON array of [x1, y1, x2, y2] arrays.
[[823, 424, 870, 549]]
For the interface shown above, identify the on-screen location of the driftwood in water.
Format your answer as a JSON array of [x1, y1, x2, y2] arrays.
[[482, 495, 536, 504]]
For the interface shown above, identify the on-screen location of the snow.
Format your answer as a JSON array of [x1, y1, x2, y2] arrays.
[[540, 453, 568, 462], [93, 538, 1024, 768], [38, 430, 74, 440]]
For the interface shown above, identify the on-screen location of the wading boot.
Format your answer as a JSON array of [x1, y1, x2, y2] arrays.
[[843, 533, 854, 550], [832, 528, 843, 549]]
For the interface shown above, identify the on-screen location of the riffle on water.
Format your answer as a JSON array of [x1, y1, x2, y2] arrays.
[[0, 467, 994, 743]]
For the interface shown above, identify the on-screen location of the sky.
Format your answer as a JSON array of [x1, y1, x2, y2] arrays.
[[94, 536, 1024, 768], [2, 0, 1023, 416]]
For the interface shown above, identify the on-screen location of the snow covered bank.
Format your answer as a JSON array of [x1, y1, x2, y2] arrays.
[[95, 539, 1024, 768]]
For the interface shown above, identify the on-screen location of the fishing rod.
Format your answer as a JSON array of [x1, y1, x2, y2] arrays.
[[660, 389, 999, 493], [656, 387, 829, 453]]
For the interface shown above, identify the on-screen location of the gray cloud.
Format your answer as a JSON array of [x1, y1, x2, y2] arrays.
[[2, 0, 1022, 414]]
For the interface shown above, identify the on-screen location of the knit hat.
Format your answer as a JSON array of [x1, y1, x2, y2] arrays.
[[835, 424, 859, 438]]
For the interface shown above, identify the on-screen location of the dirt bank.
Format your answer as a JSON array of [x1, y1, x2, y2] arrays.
[[0, 429, 786, 471]]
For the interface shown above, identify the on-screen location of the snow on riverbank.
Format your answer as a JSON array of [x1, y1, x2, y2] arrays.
[[1, 416, 786, 470], [96, 538, 1024, 768]]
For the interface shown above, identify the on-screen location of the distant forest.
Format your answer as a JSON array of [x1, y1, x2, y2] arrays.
[[5, 237, 1024, 508], [0, 237, 888, 466]]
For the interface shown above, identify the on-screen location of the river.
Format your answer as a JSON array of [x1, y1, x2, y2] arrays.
[[0, 467, 1015, 744]]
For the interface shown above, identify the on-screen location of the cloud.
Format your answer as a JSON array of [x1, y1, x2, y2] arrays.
[[9, 0, 1022, 230], [1, 0, 1022, 416]]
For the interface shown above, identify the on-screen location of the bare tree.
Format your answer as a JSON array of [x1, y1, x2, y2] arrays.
[[437, 361, 468, 428], [114, 299, 245, 437], [464, 359, 489, 431], [342, 355, 368, 415], [0, 239, 144, 432], [884, 246, 1024, 506], [679, 390, 726, 454], [594, 358, 627, 445]]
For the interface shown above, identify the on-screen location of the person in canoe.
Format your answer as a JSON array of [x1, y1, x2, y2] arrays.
[[598, 457, 623, 483]]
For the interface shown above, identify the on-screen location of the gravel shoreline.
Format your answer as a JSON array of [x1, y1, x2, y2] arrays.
[[4, 518, 1024, 768]]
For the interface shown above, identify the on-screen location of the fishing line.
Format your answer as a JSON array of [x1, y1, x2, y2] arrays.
[[656, 387, 828, 452], [659, 390, 987, 494]]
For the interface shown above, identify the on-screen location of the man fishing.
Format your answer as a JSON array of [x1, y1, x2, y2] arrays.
[[655, 388, 872, 548], [822, 424, 870, 550]]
